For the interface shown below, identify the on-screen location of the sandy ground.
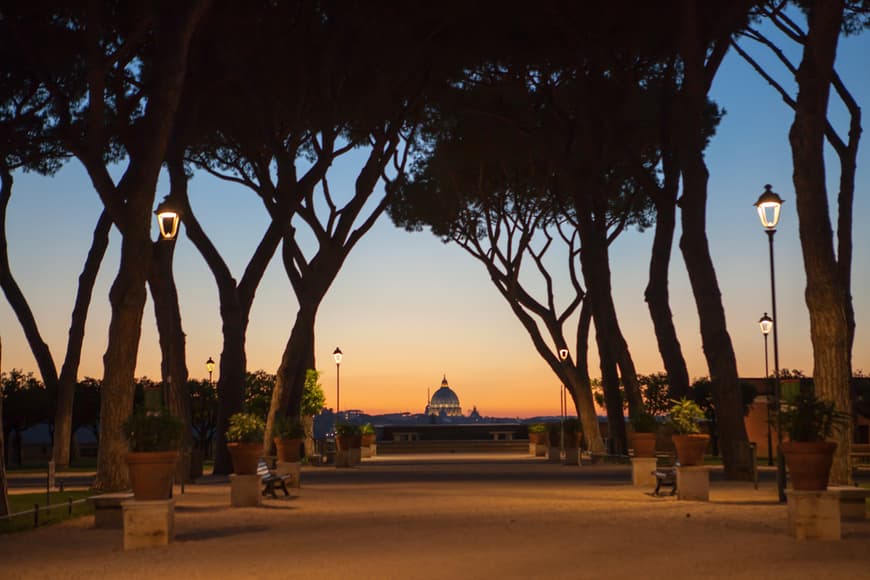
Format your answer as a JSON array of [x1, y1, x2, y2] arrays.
[[2, 454, 869, 579]]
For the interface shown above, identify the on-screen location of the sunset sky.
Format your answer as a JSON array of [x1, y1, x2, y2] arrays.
[[2, 21, 869, 419]]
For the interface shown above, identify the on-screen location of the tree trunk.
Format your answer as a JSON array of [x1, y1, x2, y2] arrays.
[[53, 211, 111, 469], [677, 2, 752, 481], [577, 209, 643, 418], [570, 300, 605, 454], [788, 0, 851, 485], [149, 239, 192, 457], [594, 318, 626, 455], [0, 338, 8, 518], [91, 2, 210, 491], [94, 231, 151, 491], [644, 193, 690, 400], [266, 299, 318, 452]]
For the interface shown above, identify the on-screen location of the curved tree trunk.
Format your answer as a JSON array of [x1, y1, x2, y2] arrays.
[[594, 317, 626, 455], [676, 1, 752, 481], [644, 186, 690, 400], [0, 338, 8, 517], [788, 0, 851, 485], [53, 212, 111, 469], [569, 300, 605, 454], [149, 239, 192, 456]]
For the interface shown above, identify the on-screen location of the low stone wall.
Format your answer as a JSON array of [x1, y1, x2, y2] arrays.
[[377, 440, 530, 455]]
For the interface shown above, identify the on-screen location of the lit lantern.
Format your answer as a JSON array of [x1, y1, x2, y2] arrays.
[[758, 313, 773, 336], [155, 196, 181, 240], [753, 184, 784, 230]]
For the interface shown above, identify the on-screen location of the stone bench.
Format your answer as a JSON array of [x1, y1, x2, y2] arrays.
[[828, 485, 870, 521], [88, 492, 134, 529]]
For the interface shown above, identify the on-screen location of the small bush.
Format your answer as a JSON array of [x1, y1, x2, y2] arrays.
[[123, 407, 183, 452], [273, 415, 305, 439], [226, 412, 266, 443]]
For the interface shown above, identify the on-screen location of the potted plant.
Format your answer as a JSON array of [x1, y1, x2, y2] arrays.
[[547, 422, 562, 448], [778, 391, 849, 490], [360, 423, 376, 448], [225, 412, 265, 474], [563, 418, 582, 449], [668, 398, 708, 466], [527, 423, 548, 446], [123, 407, 183, 500], [335, 422, 362, 451], [273, 415, 304, 463], [628, 412, 658, 458]]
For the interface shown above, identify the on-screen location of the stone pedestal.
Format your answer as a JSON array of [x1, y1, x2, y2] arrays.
[[276, 461, 301, 488], [676, 466, 710, 502], [547, 447, 561, 463], [350, 448, 362, 465], [631, 457, 658, 487], [122, 499, 174, 550], [828, 486, 870, 521], [564, 448, 580, 466], [335, 450, 352, 468], [529, 443, 547, 457], [362, 444, 375, 458], [787, 490, 841, 540], [89, 492, 134, 529], [230, 474, 262, 507]]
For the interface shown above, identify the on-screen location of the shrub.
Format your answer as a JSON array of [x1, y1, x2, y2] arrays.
[[778, 392, 849, 442], [360, 423, 376, 435], [123, 408, 183, 452], [527, 423, 548, 434], [335, 422, 361, 436], [630, 412, 658, 433], [226, 412, 266, 443], [273, 415, 305, 439], [668, 398, 705, 435]]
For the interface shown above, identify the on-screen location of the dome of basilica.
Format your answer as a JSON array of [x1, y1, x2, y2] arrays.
[[426, 375, 463, 417]]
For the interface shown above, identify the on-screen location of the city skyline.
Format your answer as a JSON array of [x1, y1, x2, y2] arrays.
[[2, 21, 869, 419]]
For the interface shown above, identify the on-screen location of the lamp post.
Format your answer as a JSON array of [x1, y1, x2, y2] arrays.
[[759, 313, 773, 466], [333, 347, 343, 419], [559, 348, 569, 456], [205, 357, 215, 386], [754, 184, 785, 502]]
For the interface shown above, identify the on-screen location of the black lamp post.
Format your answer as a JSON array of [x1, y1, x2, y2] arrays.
[[558, 348, 569, 455], [206, 357, 215, 386], [333, 347, 343, 419], [759, 313, 773, 466], [754, 184, 785, 502]]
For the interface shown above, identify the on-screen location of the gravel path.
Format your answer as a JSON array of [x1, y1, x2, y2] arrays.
[[2, 454, 868, 579]]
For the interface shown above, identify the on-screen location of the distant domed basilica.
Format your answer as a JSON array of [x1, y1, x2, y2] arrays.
[[426, 375, 463, 417]]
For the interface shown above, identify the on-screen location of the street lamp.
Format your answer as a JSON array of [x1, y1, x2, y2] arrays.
[[558, 349, 569, 455], [754, 184, 785, 502], [205, 356, 215, 385], [333, 347, 343, 418], [759, 313, 773, 466], [154, 196, 181, 240]]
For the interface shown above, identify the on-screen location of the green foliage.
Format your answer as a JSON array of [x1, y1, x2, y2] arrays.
[[225, 412, 266, 443], [777, 392, 849, 442], [244, 370, 275, 420], [360, 423, 376, 435], [335, 422, 361, 436], [637, 372, 676, 416], [630, 412, 658, 433], [301, 369, 326, 416], [273, 415, 305, 439], [563, 418, 581, 435], [527, 423, 548, 434], [668, 398, 705, 435], [123, 407, 183, 452]]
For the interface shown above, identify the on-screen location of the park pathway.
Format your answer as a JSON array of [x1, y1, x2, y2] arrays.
[[2, 454, 869, 579]]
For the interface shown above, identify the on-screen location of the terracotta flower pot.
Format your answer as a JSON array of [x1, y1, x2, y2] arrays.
[[227, 442, 262, 474], [629, 432, 657, 458], [782, 441, 836, 491], [672, 434, 709, 466], [336, 435, 362, 451], [548, 430, 561, 447], [274, 438, 302, 463], [564, 432, 581, 449], [361, 434, 376, 448], [528, 433, 548, 446], [126, 450, 179, 500]]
